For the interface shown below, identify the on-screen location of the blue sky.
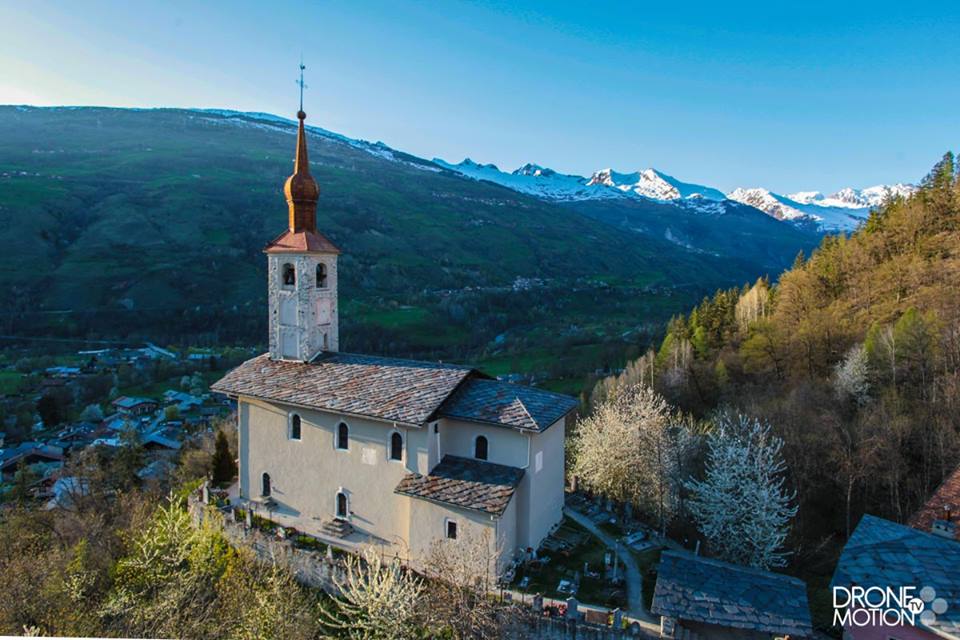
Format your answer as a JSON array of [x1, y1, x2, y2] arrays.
[[1, 0, 958, 193]]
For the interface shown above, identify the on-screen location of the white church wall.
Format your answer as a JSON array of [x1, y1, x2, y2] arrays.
[[239, 397, 415, 554]]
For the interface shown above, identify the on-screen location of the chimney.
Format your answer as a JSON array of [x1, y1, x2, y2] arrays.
[[931, 518, 957, 540]]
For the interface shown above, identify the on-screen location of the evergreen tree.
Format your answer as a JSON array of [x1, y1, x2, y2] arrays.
[[211, 429, 236, 485], [10, 461, 38, 506]]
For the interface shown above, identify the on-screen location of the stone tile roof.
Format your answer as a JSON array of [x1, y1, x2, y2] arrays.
[[264, 229, 340, 254], [211, 352, 474, 426], [908, 466, 960, 540], [439, 378, 578, 432], [832, 514, 960, 637], [394, 455, 524, 516], [652, 551, 813, 637]]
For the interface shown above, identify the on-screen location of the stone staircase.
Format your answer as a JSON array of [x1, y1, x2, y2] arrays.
[[321, 518, 354, 539]]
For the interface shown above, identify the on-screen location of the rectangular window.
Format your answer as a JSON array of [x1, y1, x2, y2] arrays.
[[445, 519, 458, 540], [535, 450, 543, 473]]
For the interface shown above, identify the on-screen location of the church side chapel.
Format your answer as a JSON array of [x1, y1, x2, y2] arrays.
[[212, 97, 578, 572]]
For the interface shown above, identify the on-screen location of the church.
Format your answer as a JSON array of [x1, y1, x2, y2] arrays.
[[212, 106, 578, 572]]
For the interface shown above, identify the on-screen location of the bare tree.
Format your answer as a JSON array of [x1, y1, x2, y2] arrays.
[[420, 529, 521, 639]]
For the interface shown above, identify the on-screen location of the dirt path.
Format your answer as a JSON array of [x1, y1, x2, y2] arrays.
[[563, 507, 660, 626]]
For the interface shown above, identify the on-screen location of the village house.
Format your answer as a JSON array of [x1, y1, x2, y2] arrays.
[[111, 395, 158, 417], [0, 442, 64, 482], [832, 469, 960, 640], [212, 108, 577, 573], [832, 513, 960, 640], [908, 465, 960, 542], [651, 551, 813, 640]]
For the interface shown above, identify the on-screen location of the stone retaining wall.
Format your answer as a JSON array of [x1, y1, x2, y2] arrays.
[[188, 493, 347, 591], [188, 490, 648, 639]]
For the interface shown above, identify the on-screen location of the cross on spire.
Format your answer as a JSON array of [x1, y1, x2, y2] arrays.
[[297, 58, 307, 115]]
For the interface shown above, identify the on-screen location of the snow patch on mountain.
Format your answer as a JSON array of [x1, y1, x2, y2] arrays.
[[195, 109, 441, 172]]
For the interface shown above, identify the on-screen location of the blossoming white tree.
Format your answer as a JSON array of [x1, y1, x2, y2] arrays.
[[834, 343, 870, 405], [572, 384, 692, 533], [686, 413, 797, 569], [318, 546, 424, 640]]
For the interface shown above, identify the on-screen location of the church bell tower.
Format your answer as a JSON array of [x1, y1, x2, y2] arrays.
[[264, 100, 340, 361]]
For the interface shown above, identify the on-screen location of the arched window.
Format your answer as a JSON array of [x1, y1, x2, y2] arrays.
[[282, 263, 296, 287], [316, 263, 328, 288], [336, 422, 349, 450], [261, 472, 271, 497], [389, 432, 403, 461], [290, 414, 301, 440], [474, 435, 488, 461], [336, 491, 348, 519]]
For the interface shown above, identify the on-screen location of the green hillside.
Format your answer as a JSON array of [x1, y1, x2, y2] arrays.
[[0, 106, 810, 388], [591, 154, 960, 608]]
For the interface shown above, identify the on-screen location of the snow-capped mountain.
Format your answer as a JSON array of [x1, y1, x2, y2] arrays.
[[432, 158, 624, 202], [433, 156, 914, 233], [787, 184, 915, 209], [727, 184, 916, 231], [588, 168, 726, 201], [433, 158, 725, 208]]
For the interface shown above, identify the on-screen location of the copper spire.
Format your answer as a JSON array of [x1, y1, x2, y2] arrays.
[[264, 63, 339, 256], [283, 110, 319, 233]]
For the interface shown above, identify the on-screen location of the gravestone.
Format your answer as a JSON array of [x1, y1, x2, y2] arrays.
[[565, 597, 578, 620], [532, 593, 544, 612], [229, 507, 237, 523], [201, 482, 210, 505], [244, 508, 253, 529], [612, 608, 623, 629]]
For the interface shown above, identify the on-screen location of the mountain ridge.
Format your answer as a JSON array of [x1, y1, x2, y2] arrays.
[[434, 155, 915, 232], [0, 105, 813, 374]]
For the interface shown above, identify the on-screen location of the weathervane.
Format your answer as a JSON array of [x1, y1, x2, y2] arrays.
[[297, 57, 308, 114]]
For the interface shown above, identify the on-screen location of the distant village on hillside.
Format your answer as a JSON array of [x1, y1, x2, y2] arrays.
[[0, 343, 246, 506]]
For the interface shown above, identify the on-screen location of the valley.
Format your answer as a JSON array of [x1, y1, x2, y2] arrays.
[[0, 106, 826, 393]]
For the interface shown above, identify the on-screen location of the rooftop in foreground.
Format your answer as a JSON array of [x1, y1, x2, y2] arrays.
[[652, 551, 812, 637], [833, 514, 960, 638]]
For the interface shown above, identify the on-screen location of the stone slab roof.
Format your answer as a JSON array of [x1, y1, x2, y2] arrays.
[[908, 466, 960, 540], [211, 352, 474, 426], [439, 378, 577, 432], [394, 455, 524, 516], [212, 352, 580, 430], [264, 229, 340, 254], [832, 514, 960, 637], [652, 551, 813, 637]]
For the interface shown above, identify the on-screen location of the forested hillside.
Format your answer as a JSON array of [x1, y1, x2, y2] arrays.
[[590, 152, 960, 558], [0, 107, 818, 392]]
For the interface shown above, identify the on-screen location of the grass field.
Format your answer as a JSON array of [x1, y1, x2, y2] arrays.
[[0, 371, 24, 395]]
